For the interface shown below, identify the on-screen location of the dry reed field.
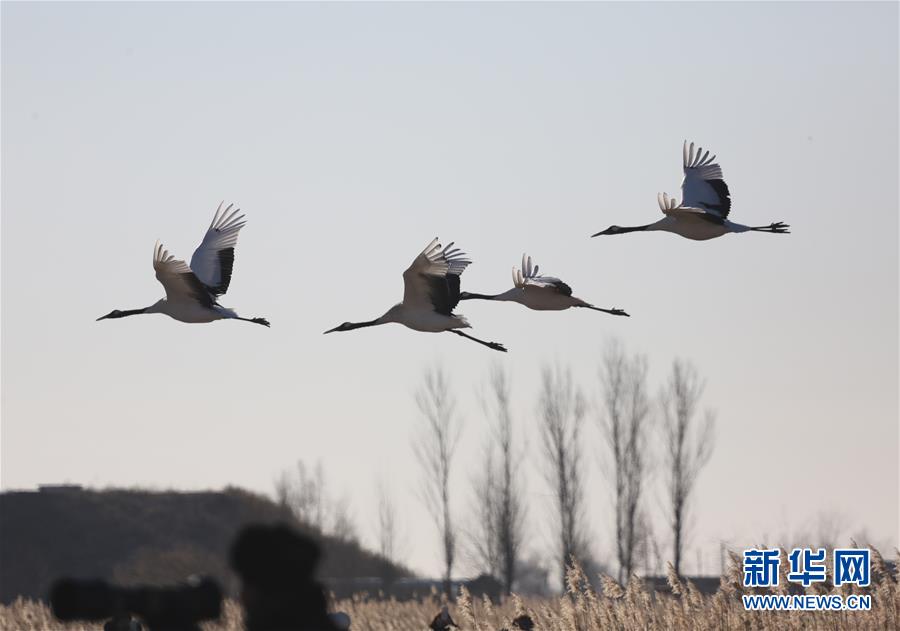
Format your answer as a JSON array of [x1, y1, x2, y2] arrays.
[[2, 553, 898, 631]]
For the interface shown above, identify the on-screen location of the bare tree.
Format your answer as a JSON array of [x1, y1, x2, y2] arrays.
[[274, 459, 357, 542], [814, 510, 848, 550], [537, 363, 588, 588], [413, 365, 462, 596], [274, 459, 328, 533], [660, 359, 715, 576], [330, 494, 357, 543], [635, 511, 662, 576], [376, 479, 398, 562], [470, 447, 500, 577], [375, 478, 402, 583], [470, 364, 525, 594], [598, 341, 651, 582], [274, 472, 292, 509]]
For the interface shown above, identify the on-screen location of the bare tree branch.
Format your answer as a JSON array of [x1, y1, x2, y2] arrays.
[[273, 459, 357, 543], [660, 359, 715, 576], [413, 364, 462, 596], [375, 477, 403, 583], [598, 339, 651, 582], [470, 446, 501, 578], [537, 363, 588, 589], [470, 363, 525, 594]]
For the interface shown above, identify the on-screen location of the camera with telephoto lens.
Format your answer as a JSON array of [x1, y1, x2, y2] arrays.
[[49, 575, 222, 631]]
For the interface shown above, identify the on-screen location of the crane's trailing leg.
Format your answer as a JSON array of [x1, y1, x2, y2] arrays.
[[750, 222, 790, 234], [449, 330, 507, 353], [580, 305, 630, 317], [234, 316, 271, 327]]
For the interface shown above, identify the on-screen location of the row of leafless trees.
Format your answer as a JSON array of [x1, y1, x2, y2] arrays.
[[413, 340, 715, 594], [272, 340, 715, 594]]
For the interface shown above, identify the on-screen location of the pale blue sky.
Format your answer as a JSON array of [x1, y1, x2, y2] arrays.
[[2, 2, 897, 578]]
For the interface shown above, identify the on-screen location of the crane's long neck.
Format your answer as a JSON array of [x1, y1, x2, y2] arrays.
[[459, 290, 518, 302], [459, 291, 500, 301], [592, 223, 657, 237], [97, 306, 152, 322], [344, 318, 382, 330], [144, 299, 168, 314], [621, 223, 656, 233], [325, 317, 384, 334]]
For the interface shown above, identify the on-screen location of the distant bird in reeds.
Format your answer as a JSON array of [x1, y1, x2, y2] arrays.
[[460, 253, 629, 317], [97, 202, 269, 327], [512, 614, 535, 631], [592, 141, 790, 241], [325, 238, 507, 352], [329, 611, 351, 630], [429, 606, 458, 631], [103, 615, 142, 631]]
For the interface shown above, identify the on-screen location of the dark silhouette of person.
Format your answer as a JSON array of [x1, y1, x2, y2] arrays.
[[230, 524, 340, 631]]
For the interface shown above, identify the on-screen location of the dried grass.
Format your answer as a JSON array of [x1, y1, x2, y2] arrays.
[[2, 552, 896, 630]]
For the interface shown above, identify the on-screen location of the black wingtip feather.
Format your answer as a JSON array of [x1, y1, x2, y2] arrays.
[[551, 280, 573, 296], [179, 272, 216, 308], [426, 274, 462, 316], [206, 248, 236, 296], [701, 178, 732, 217]]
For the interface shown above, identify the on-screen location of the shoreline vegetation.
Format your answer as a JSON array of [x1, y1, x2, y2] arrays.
[[2, 555, 897, 631]]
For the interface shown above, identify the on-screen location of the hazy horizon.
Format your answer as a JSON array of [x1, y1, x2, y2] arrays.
[[2, 1, 897, 579]]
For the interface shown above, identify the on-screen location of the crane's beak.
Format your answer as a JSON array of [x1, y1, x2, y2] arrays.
[[96, 314, 111, 321], [323, 326, 340, 334]]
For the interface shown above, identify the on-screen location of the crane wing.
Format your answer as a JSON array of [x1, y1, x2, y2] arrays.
[[189, 202, 246, 296], [680, 141, 731, 218], [513, 254, 572, 296], [402, 238, 472, 315], [153, 241, 216, 308], [657, 192, 725, 225]]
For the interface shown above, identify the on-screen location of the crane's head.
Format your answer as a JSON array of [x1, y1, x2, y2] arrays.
[[323, 316, 383, 334], [96, 307, 147, 321], [323, 322, 355, 334], [592, 224, 651, 237], [592, 225, 623, 237]]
